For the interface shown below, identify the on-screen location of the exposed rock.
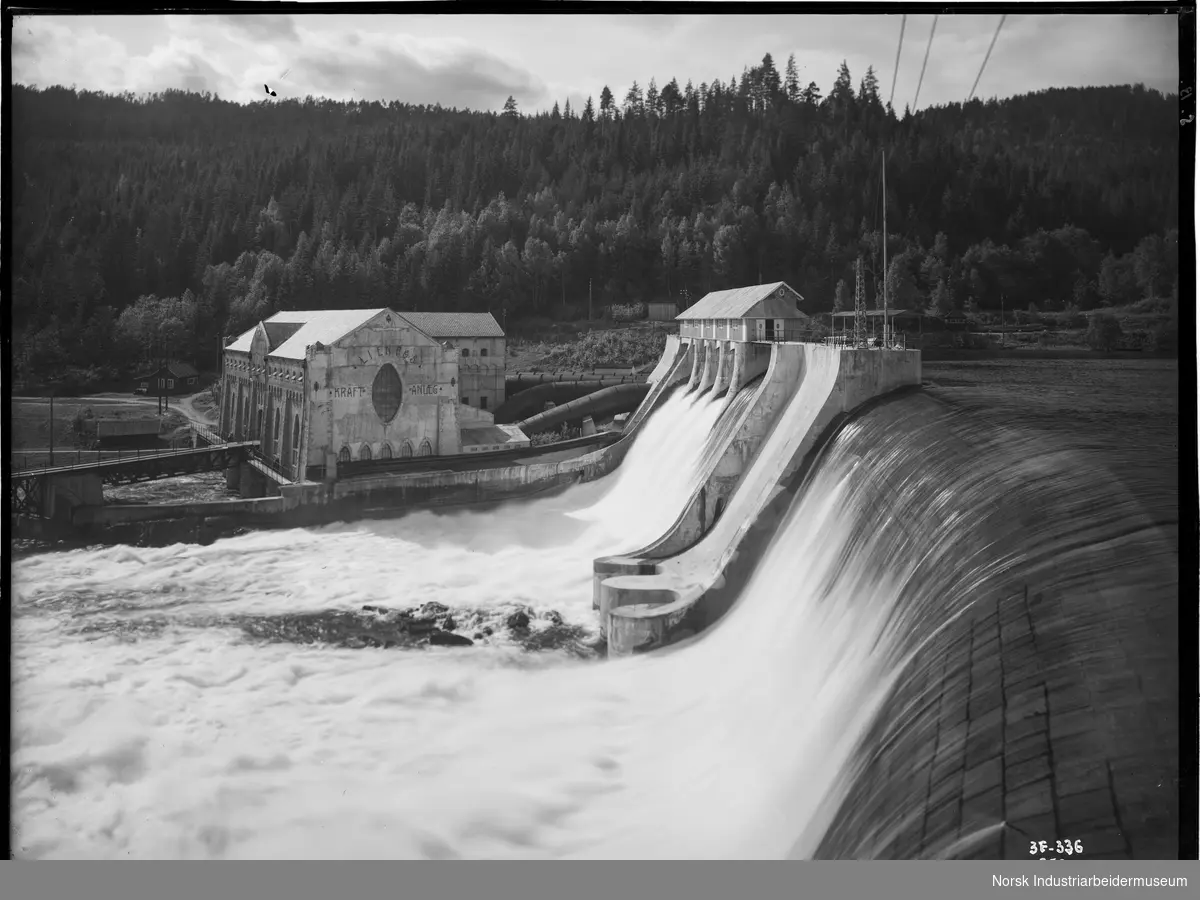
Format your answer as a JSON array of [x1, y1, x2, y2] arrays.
[[403, 617, 438, 634], [441, 615, 457, 632], [429, 631, 473, 647], [542, 610, 564, 626], [505, 610, 530, 631], [419, 601, 450, 617]]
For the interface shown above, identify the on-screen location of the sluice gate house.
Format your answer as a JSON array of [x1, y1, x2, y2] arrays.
[[219, 308, 517, 481]]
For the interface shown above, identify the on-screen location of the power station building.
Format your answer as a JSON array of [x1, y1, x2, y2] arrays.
[[676, 282, 811, 342], [219, 308, 523, 482]]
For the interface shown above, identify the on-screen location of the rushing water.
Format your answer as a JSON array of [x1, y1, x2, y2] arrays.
[[10, 364, 1178, 859]]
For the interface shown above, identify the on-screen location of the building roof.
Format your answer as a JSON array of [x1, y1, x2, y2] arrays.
[[225, 309, 390, 360], [397, 312, 505, 339], [676, 282, 805, 320]]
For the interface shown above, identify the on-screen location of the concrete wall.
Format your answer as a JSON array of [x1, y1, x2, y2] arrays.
[[457, 340, 506, 411], [73, 497, 284, 526], [43, 472, 105, 521], [307, 319, 462, 476], [600, 344, 922, 657]]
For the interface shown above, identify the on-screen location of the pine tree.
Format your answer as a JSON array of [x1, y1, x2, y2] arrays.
[[599, 85, 614, 119], [502, 95, 519, 117], [760, 53, 782, 104], [784, 53, 800, 103]]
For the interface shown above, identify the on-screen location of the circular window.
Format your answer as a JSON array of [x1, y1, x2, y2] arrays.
[[372, 363, 404, 423]]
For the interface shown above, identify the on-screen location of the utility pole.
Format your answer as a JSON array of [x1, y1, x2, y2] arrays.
[[49, 391, 54, 467], [881, 149, 889, 347]]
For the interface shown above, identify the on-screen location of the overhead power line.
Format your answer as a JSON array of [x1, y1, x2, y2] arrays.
[[889, 14, 907, 110], [967, 15, 1008, 103], [913, 14, 939, 112]]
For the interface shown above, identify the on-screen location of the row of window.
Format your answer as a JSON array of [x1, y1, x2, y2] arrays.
[[461, 395, 489, 409], [338, 439, 432, 463], [141, 376, 198, 390], [459, 347, 488, 357]]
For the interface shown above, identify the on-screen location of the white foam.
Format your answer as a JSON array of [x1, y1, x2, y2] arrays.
[[12, 391, 904, 860]]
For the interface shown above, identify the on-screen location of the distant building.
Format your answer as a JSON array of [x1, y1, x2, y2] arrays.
[[648, 301, 680, 322], [219, 308, 519, 481], [397, 312, 506, 412], [676, 282, 811, 341], [134, 361, 200, 396]]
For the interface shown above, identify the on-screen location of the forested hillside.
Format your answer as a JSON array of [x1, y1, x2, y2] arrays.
[[11, 54, 1181, 381]]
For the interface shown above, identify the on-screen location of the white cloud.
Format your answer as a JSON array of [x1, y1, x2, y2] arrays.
[[11, 12, 1181, 113]]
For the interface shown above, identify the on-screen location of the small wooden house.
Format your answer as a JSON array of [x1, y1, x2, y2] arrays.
[[134, 361, 200, 396]]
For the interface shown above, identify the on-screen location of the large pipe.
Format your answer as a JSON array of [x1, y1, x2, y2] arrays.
[[506, 373, 648, 395], [493, 380, 643, 424], [516, 382, 652, 435]]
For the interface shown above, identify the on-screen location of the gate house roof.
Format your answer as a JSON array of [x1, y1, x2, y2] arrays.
[[676, 282, 806, 320]]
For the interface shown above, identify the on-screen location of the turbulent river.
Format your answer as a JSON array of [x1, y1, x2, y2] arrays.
[[11, 359, 1179, 859]]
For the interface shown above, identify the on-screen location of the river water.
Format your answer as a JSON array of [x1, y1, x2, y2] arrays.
[[11, 360, 1179, 859]]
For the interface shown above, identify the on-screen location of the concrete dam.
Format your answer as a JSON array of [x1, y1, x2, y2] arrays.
[[10, 291, 1177, 859]]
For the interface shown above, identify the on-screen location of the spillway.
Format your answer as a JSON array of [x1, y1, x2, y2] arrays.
[[10, 352, 1178, 859]]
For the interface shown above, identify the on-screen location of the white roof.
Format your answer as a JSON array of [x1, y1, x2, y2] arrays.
[[225, 309, 390, 360]]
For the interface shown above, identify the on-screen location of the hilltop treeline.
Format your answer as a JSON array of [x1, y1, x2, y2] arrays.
[[12, 55, 1180, 378]]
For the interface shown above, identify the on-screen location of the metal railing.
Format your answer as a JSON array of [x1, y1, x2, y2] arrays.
[[748, 327, 907, 349], [822, 332, 909, 350], [11, 440, 255, 476]]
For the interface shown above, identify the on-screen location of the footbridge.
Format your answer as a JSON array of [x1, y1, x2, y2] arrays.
[[10, 436, 261, 519]]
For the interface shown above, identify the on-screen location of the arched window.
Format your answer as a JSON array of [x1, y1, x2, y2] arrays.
[[359, 444, 373, 461], [461, 347, 470, 357], [400, 441, 414, 458], [380, 442, 393, 459], [417, 439, 433, 457], [338, 445, 351, 463], [480, 347, 488, 357], [273, 408, 282, 455], [292, 415, 301, 457]]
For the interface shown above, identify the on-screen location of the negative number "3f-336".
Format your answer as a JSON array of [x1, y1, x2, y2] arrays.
[[1030, 840, 1084, 857]]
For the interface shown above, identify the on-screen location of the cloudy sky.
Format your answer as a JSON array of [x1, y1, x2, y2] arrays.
[[11, 11, 1181, 114]]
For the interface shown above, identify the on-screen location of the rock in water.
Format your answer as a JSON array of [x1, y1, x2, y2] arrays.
[[505, 610, 530, 631], [429, 631, 473, 647]]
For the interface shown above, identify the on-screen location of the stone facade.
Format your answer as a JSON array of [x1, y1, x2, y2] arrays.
[[220, 309, 466, 481]]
